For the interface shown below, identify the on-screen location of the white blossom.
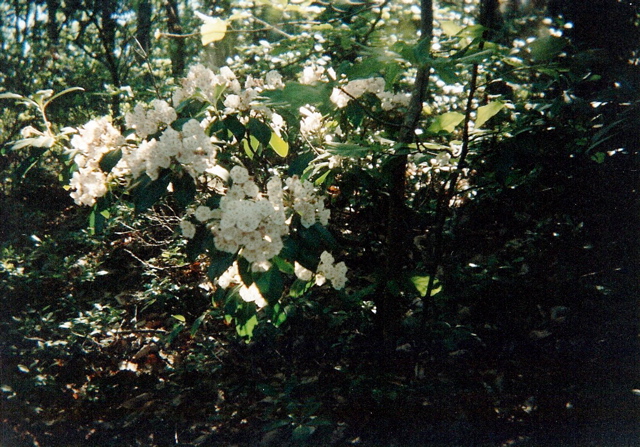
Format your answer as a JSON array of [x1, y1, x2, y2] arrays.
[[300, 65, 324, 84], [316, 250, 348, 290], [180, 220, 197, 239], [265, 70, 284, 89], [195, 205, 215, 222], [125, 99, 176, 139], [239, 283, 267, 308], [299, 106, 324, 137], [67, 117, 124, 205], [294, 262, 313, 281]]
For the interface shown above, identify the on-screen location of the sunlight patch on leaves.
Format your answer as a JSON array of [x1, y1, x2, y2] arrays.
[[475, 101, 505, 128], [427, 112, 464, 133]]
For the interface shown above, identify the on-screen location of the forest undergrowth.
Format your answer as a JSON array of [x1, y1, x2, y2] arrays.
[[1, 160, 637, 447]]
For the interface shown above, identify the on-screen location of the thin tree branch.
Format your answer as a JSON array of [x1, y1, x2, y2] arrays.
[[424, 49, 484, 302]]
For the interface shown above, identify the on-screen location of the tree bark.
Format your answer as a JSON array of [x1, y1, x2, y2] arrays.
[[45, 0, 60, 43], [136, 0, 152, 55], [381, 0, 433, 354], [165, 0, 185, 78], [98, 0, 121, 117]]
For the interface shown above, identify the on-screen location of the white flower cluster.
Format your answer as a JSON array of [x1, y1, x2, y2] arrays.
[[217, 261, 268, 308], [330, 77, 410, 111], [294, 261, 313, 282], [124, 119, 218, 180], [180, 165, 338, 283], [173, 64, 284, 117], [292, 255, 348, 290], [190, 166, 288, 272], [125, 99, 177, 139], [315, 251, 348, 290], [69, 117, 124, 206], [68, 113, 219, 206], [180, 219, 197, 239], [299, 105, 324, 137], [172, 64, 241, 106], [285, 176, 330, 228], [224, 70, 285, 115], [300, 65, 326, 85], [224, 88, 258, 112], [377, 91, 412, 111]]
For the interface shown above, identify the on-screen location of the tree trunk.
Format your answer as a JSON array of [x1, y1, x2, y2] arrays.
[[99, 0, 121, 117], [136, 0, 152, 55], [45, 0, 60, 43], [165, 0, 185, 78], [381, 0, 433, 354]]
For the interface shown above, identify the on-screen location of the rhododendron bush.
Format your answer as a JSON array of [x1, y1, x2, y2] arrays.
[[2, 0, 580, 341], [60, 60, 357, 337]]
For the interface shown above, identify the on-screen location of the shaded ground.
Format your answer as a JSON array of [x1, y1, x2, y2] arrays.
[[1, 169, 638, 447]]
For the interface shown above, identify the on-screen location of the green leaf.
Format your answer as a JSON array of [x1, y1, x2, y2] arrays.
[[413, 37, 432, 66], [270, 303, 288, 327], [591, 152, 606, 164], [384, 62, 403, 88], [242, 135, 260, 158], [440, 21, 462, 36], [223, 115, 246, 141], [263, 82, 329, 112], [254, 267, 284, 305], [88, 206, 106, 235], [292, 425, 316, 441], [171, 171, 196, 207], [314, 169, 331, 186], [271, 256, 295, 275], [459, 24, 486, 39], [410, 275, 430, 297], [88, 196, 111, 235], [0, 92, 25, 101], [527, 36, 568, 62], [164, 323, 184, 346], [133, 170, 172, 214], [456, 49, 494, 65], [289, 279, 313, 298], [32, 89, 54, 106], [99, 148, 122, 173], [236, 314, 258, 339], [46, 87, 84, 107], [475, 101, 505, 128], [207, 252, 235, 280], [237, 256, 253, 287], [326, 143, 370, 158], [391, 40, 417, 64], [12, 136, 54, 150], [287, 151, 315, 176], [410, 275, 441, 297], [248, 118, 272, 146], [298, 223, 337, 252], [269, 131, 289, 157], [345, 57, 383, 79], [427, 112, 465, 133], [345, 101, 365, 127], [172, 314, 186, 323], [190, 312, 208, 336], [433, 64, 460, 84]]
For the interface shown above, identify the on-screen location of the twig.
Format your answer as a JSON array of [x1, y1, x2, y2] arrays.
[[123, 248, 168, 270], [111, 329, 168, 334], [424, 44, 485, 302]]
